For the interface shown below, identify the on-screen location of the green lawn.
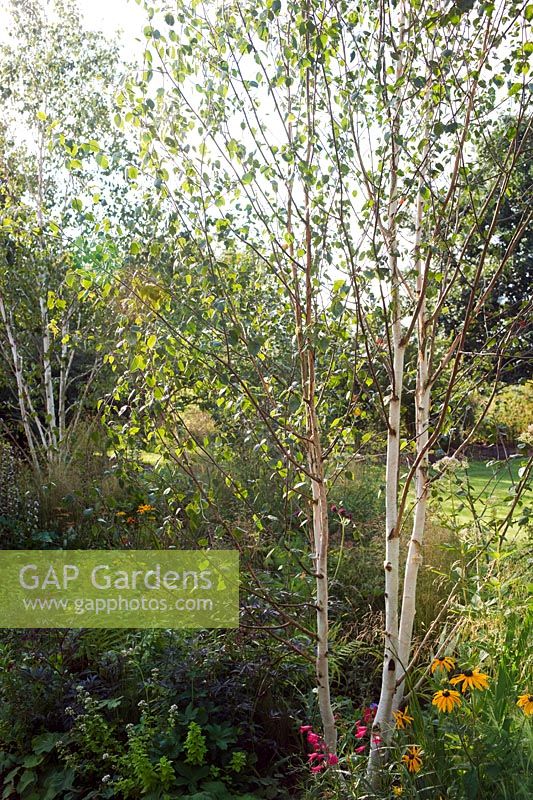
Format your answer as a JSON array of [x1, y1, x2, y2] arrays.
[[430, 458, 532, 532]]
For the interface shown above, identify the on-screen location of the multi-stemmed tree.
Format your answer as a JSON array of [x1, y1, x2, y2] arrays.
[[109, 0, 531, 785], [0, 0, 128, 471]]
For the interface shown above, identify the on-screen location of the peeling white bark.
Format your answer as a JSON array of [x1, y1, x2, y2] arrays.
[[368, 274, 405, 775], [39, 291, 58, 458], [309, 403, 337, 754], [368, 2, 407, 780], [395, 146, 431, 709], [0, 292, 40, 472]]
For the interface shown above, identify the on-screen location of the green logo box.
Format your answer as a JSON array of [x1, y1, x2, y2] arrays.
[[0, 550, 239, 629]]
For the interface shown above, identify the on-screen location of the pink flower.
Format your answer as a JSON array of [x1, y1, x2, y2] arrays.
[[311, 763, 326, 773], [355, 744, 366, 754], [308, 752, 325, 762], [363, 705, 377, 724], [371, 734, 382, 746], [299, 725, 312, 733], [355, 722, 367, 739], [327, 754, 339, 765], [307, 732, 321, 747]]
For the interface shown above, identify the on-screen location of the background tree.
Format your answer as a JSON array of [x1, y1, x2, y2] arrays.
[[442, 118, 533, 386], [0, 0, 131, 470]]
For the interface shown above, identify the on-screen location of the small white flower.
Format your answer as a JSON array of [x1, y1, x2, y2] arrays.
[[434, 455, 468, 474]]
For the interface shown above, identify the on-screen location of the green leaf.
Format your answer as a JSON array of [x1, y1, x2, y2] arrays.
[[32, 733, 63, 755], [42, 769, 75, 800], [131, 354, 146, 371], [147, 334, 157, 349], [96, 153, 110, 169], [18, 769, 37, 793], [3, 766, 20, 786]]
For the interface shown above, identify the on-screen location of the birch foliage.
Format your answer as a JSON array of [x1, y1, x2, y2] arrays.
[[120, 0, 531, 772]]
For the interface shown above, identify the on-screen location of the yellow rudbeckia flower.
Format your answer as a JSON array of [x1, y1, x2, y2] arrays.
[[394, 707, 414, 729], [137, 503, 155, 514], [432, 689, 462, 713], [402, 745, 423, 774], [450, 668, 489, 693], [517, 693, 533, 716], [430, 656, 455, 674]]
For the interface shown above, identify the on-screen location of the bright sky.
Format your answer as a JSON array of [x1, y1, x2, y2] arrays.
[[78, 0, 147, 52], [0, 0, 147, 55]]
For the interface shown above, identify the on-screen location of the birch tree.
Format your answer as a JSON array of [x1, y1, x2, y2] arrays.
[[326, 0, 533, 780], [116, 0, 374, 754], [115, 0, 532, 775], [0, 0, 126, 470]]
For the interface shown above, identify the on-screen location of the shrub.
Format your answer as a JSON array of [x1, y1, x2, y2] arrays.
[[0, 628, 304, 798], [0, 438, 40, 546], [469, 381, 533, 446]]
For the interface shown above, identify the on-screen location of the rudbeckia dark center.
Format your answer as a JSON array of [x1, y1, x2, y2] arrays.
[[463, 670, 473, 677], [528, 695, 533, 702], [442, 690, 450, 697]]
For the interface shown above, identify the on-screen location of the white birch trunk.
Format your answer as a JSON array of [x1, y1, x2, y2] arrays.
[[394, 139, 432, 709], [58, 312, 75, 449], [368, 2, 407, 779], [39, 291, 58, 460], [36, 124, 58, 463], [299, 37, 337, 753], [309, 412, 337, 753], [0, 292, 41, 472], [368, 276, 405, 774], [395, 346, 430, 707]]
